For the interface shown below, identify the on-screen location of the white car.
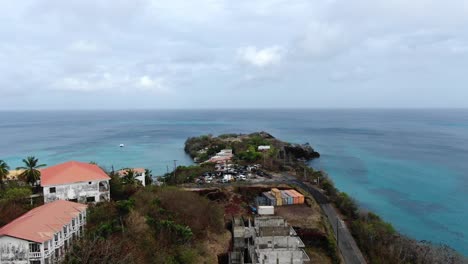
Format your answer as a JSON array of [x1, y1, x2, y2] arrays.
[[237, 175, 246, 181], [205, 176, 213, 181]]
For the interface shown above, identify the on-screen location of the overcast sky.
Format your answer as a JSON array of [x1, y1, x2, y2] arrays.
[[1, 0, 468, 109]]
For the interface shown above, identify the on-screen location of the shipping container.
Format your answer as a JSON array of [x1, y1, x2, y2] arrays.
[[271, 188, 281, 197], [289, 189, 305, 204], [281, 191, 293, 205], [285, 190, 299, 204], [258, 206, 275, 215], [262, 192, 277, 206], [255, 196, 268, 206], [270, 188, 284, 206], [276, 196, 283, 206]]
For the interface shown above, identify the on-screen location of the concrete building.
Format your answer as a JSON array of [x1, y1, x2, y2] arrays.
[[41, 161, 111, 204], [229, 216, 310, 264], [0, 200, 87, 264], [117, 168, 146, 187]]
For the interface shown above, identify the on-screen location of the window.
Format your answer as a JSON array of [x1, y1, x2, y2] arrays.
[[29, 243, 40, 252], [86, 196, 95, 202], [54, 233, 58, 242], [49, 187, 56, 193], [30, 261, 41, 264], [72, 219, 75, 226], [88, 181, 92, 185], [69, 198, 78, 202]]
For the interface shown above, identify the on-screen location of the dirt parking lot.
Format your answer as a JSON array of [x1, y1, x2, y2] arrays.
[[275, 203, 324, 231]]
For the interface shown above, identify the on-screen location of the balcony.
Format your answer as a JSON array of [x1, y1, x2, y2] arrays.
[[55, 239, 64, 247], [98, 181, 109, 192], [29, 252, 42, 258]]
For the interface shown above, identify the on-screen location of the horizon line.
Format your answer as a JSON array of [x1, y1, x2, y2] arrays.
[[1, 107, 468, 111]]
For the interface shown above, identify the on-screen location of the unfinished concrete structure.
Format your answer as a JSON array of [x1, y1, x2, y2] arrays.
[[229, 216, 310, 264]]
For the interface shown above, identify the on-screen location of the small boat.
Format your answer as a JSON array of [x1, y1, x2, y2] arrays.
[[119, 144, 125, 147]]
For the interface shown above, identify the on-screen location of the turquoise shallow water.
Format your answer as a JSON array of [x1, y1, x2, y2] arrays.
[[0, 109, 467, 254]]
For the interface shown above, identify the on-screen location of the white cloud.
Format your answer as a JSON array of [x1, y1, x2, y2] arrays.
[[1, 0, 468, 109], [137, 75, 169, 92], [295, 22, 348, 59], [53, 73, 170, 94], [237, 46, 285, 67], [69, 40, 99, 53]]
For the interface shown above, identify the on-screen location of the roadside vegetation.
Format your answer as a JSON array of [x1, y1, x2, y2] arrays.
[[161, 163, 216, 185]]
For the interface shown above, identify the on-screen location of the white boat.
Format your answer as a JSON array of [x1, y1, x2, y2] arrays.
[[119, 144, 125, 147]]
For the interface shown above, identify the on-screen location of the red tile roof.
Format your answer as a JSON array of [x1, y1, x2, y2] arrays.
[[0, 200, 87, 243], [40, 161, 110, 186]]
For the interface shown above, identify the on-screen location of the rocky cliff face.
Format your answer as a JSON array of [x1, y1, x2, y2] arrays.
[[284, 143, 320, 160]]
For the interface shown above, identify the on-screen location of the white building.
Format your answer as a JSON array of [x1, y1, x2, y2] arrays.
[[0, 200, 87, 264], [258, 145, 271, 151], [40, 161, 111, 204], [117, 168, 146, 187]]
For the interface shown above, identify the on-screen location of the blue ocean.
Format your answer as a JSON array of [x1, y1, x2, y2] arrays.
[[1, 109, 467, 254]]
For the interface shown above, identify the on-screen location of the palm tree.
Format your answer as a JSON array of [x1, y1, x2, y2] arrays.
[[144, 168, 153, 186], [122, 169, 137, 185], [0, 160, 10, 189], [16, 156, 46, 187]]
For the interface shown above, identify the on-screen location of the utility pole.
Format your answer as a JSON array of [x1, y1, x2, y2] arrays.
[[303, 165, 307, 180], [336, 218, 339, 247], [166, 165, 169, 174], [173, 160, 178, 180]]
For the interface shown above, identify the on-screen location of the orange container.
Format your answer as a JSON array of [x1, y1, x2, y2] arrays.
[[285, 190, 299, 204], [289, 189, 305, 204]]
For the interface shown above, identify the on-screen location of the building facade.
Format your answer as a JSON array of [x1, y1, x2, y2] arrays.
[[40, 161, 110, 204], [0, 200, 87, 264]]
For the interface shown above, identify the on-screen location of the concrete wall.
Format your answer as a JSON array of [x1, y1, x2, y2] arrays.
[[0, 236, 29, 264], [44, 180, 110, 204]]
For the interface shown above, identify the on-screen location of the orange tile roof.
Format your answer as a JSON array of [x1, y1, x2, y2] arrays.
[[40, 161, 110, 186], [0, 200, 87, 243], [117, 168, 145, 176]]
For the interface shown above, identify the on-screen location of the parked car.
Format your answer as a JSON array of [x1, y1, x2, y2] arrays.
[[221, 178, 229, 183], [237, 175, 246, 181], [204, 176, 213, 181]]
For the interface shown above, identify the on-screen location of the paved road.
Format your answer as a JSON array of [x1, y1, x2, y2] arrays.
[[290, 180, 367, 264]]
